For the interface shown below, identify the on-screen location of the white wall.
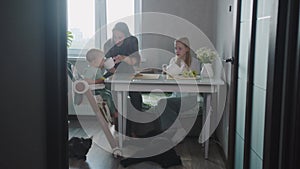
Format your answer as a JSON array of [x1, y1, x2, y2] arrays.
[[142, 0, 217, 43], [140, 0, 218, 69]]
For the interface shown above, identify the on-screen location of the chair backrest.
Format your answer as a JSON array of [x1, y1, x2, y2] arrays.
[[67, 62, 112, 123], [67, 61, 75, 81], [67, 61, 84, 105], [67, 61, 83, 82]]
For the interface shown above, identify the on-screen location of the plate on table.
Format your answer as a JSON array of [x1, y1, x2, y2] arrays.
[[166, 75, 200, 80], [133, 73, 160, 80]]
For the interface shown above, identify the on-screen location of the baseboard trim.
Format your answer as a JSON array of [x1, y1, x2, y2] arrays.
[[68, 115, 97, 121]]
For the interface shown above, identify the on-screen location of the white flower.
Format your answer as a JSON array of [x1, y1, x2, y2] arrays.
[[196, 47, 218, 63]]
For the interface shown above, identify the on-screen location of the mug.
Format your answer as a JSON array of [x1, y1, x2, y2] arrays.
[[104, 57, 115, 70], [162, 64, 168, 75]]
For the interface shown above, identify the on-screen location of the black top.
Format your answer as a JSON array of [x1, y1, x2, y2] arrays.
[[103, 36, 141, 78], [104, 36, 141, 65]]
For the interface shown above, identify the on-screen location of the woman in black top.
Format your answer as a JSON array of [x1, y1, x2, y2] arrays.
[[103, 22, 143, 112], [104, 22, 140, 72]]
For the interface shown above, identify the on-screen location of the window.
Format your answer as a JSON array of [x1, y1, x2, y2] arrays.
[[67, 0, 138, 58], [67, 0, 95, 57], [106, 0, 135, 39]]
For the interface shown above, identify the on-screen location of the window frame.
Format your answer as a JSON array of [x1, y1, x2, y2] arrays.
[[67, 0, 141, 59]]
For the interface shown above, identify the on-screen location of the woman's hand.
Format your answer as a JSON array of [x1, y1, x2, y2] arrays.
[[123, 56, 137, 65], [175, 58, 181, 66], [113, 55, 125, 64], [113, 55, 137, 65], [109, 67, 116, 73]]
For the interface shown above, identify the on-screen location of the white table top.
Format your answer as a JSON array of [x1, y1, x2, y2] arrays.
[[106, 73, 224, 93]]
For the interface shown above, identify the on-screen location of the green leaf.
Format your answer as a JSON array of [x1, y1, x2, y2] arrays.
[[67, 31, 73, 48]]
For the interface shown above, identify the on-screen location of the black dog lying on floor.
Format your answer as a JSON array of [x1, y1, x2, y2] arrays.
[[68, 137, 92, 161], [119, 130, 182, 168], [120, 148, 182, 168]]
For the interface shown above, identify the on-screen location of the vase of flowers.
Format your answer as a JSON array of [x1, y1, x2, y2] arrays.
[[196, 47, 218, 78]]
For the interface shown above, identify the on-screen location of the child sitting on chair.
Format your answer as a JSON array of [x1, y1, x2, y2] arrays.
[[83, 48, 117, 124], [157, 37, 200, 131], [166, 37, 191, 75]]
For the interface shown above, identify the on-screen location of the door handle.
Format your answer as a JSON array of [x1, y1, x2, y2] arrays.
[[223, 57, 234, 64]]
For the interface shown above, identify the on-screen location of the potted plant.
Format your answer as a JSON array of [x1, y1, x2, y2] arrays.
[[196, 47, 218, 78], [67, 30, 73, 48]]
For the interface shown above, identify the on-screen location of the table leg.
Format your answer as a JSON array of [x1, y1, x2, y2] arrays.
[[117, 91, 123, 148], [204, 93, 212, 159], [202, 95, 206, 148], [122, 91, 127, 139], [199, 94, 206, 147]]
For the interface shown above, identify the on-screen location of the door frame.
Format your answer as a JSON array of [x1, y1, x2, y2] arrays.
[[47, 0, 300, 168], [227, 0, 241, 168], [263, 0, 300, 168], [45, 0, 68, 169], [227, 0, 300, 168]]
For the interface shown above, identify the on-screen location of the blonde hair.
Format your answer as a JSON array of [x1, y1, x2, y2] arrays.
[[175, 37, 191, 67], [86, 49, 104, 63]]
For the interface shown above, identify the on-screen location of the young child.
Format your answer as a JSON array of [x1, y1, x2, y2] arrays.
[[84, 48, 117, 124], [158, 37, 199, 130], [166, 37, 192, 74]]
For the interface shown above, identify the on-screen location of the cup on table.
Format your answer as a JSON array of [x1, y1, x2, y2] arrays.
[[162, 64, 168, 75], [104, 57, 115, 70]]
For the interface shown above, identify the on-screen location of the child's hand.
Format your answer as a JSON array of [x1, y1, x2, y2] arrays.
[[84, 78, 94, 84], [84, 78, 104, 84]]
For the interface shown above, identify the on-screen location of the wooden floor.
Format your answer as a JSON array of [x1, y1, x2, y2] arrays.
[[69, 118, 226, 169]]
